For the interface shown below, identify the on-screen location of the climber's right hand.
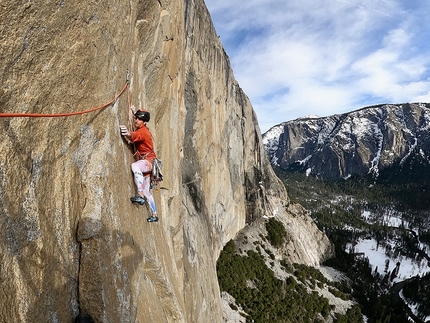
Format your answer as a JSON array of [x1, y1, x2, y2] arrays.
[[119, 125, 131, 138]]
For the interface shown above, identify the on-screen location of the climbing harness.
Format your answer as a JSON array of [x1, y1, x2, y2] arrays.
[[150, 158, 163, 190], [132, 151, 163, 191]]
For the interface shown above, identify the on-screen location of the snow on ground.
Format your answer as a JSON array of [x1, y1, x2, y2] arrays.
[[361, 209, 406, 228], [347, 238, 430, 281], [399, 289, 430, 322], [357, 209, 430, 281]]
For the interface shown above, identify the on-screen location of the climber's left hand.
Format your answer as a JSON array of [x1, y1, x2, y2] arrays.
[[119, 125, 131, 138]]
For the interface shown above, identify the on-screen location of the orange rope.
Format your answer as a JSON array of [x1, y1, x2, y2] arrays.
[[126, 84, 138, 155], [127, 84, 134, 131], [0, 82, 129, 118]]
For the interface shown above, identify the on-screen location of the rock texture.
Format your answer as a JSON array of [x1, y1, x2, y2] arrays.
[[264, 103, 430, 180], [0, 1, 332, 322]]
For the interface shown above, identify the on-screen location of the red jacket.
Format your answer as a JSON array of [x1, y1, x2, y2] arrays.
[[130, 125, 156, 160]]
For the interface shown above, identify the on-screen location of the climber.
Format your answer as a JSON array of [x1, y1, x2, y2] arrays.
[[120, 108, 158, 223]]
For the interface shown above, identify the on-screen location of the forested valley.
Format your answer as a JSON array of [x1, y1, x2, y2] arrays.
[[275, 167, 430, 323]]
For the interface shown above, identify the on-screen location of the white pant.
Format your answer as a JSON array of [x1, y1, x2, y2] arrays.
[[131, 159, 157, 215]]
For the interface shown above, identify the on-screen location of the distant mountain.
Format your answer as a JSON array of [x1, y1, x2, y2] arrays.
[[265, 104, 430, 322], [263, 103, 430, 181]]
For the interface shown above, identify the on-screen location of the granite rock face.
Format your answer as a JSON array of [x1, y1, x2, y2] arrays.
[[264, 103, 430, 180], [0, 1, 332, 322]]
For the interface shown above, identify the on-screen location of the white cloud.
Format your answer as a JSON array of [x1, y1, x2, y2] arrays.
[[205, 0, 430, 132]]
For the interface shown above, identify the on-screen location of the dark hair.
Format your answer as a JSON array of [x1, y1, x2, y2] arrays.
[[134, 110, 150, 122], [75, 313, 94, 323]]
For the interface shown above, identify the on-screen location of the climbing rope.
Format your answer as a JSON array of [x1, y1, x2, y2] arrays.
[[127, 82, 134, 131], [0, 82, 130, 118]]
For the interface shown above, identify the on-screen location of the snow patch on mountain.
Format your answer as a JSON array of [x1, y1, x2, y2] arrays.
[[262, 103, 430, 180]]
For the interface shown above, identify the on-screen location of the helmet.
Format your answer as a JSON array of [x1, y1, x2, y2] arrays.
[[134, 110, 150, 122]]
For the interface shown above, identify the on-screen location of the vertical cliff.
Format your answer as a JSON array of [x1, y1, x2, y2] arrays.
[[0, 0, 332, 322]]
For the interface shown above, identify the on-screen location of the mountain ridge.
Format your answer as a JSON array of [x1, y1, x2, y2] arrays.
[[263, 102, 430, 181]]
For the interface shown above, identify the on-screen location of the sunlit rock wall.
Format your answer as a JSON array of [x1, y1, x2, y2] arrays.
[[0, 0, 332, 322]]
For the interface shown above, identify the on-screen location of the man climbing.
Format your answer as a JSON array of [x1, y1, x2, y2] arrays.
[[119, 108, 158, 222]]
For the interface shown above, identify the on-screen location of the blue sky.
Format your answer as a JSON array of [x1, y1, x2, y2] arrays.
[[204, 0, 430, 133]]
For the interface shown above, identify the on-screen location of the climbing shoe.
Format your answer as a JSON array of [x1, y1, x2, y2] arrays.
[[147, 216, 159, 223], [130, 194, 146, 205]]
